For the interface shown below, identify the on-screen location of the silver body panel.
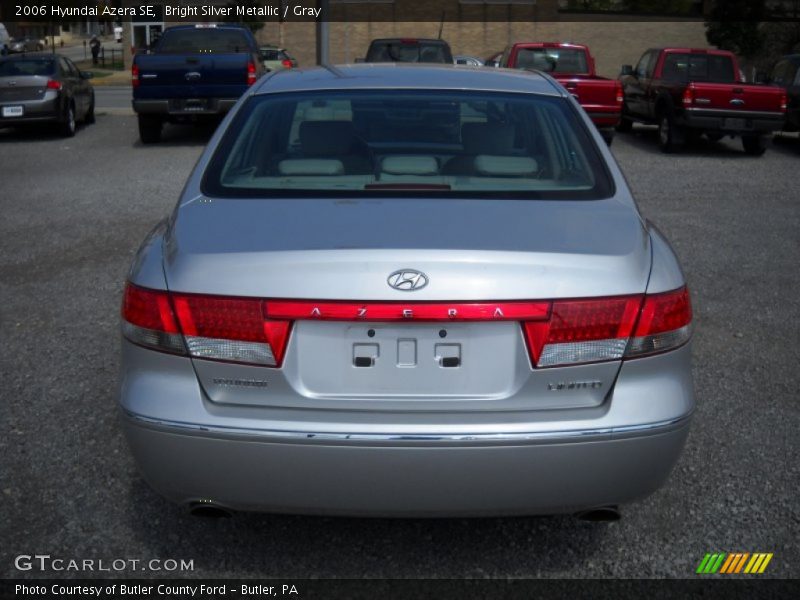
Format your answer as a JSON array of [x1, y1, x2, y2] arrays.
[[120, 64, 694, 516]]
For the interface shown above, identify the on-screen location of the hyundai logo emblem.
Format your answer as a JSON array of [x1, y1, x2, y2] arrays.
[[387, 269, 429, 291]]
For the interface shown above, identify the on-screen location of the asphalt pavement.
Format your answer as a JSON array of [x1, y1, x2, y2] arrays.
[[0, 115, 798, 579]]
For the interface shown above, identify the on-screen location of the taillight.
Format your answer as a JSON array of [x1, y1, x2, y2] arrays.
[[121, 283, 291, 367], [131, 64, 139, 89], [615, 80, 624, 104], [523, 296, 641, 367], [46, 79, 62, 91], [281, 59, 293, 69], [625, 287, 692, 358], [246, 61, 257, 86], [780, 91, 787, 113], [682, 85, 695, 106]]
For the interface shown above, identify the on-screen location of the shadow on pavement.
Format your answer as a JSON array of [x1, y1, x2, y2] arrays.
[[616, 125, 774, 159]]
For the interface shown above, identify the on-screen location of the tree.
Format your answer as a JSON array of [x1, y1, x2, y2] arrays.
[[705, 0, 767, 59]]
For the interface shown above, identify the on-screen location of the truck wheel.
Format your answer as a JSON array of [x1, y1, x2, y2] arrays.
[[658, 113, 684, 153], [138, 115, 163, 144], [742, 135, 767, 156], [616, 115, 633, 133]]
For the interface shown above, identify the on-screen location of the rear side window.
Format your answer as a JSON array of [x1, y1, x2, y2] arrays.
[[156, 29, 251, 54], [203, 90, 613, 201], [0, 59, 55, 76], [661, 53, 735, 83], [513, 48, 588, 74]]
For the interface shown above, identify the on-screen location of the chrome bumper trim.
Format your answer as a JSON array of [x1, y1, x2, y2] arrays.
[[123, 410, 692, 444]]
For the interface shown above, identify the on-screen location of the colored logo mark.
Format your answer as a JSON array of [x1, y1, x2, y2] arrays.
[[696, 552, 773, 574]]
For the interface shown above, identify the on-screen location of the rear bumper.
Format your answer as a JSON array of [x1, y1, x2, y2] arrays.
[[585, 109, 622, 128], [122, 411, 691, 516], [132, 98, 238, 116], [0, 96, 60, 125], [680, 108, 785, 134]]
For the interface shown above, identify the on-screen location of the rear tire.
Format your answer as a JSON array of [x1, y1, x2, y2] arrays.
[[138, 115, 162, 144], [742, 135, 767, 156], [658, 112, 683, 153], [84, 93, 95, 125], [59, 102, 76, 138]]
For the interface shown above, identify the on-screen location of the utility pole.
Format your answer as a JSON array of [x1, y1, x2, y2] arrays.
[[316, 0, 329, 65]]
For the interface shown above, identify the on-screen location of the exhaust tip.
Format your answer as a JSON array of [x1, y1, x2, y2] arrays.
[[576, 506, 620, 522], [187, 501, 233, 519]]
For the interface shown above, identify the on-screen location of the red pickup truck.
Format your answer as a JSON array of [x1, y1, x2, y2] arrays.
[[618, 48, 787, 155], [501, 42, 623, 143]]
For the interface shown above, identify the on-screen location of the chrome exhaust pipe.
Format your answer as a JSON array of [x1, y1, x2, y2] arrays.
[[575, 506, 620, 522], [187, 501, 233, 518]]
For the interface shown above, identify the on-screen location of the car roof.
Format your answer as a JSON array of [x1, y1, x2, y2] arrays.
[[254, 63, 562, 96]]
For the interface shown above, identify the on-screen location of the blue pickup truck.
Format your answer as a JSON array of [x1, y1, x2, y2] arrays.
[[132, 24, 264, 143]]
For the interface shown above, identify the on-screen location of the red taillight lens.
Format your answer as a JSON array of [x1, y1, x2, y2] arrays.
[[682, 85, 694, 106], [780, 92, 788, 113], [626, 286, 692, 358], [131, 64, 139, 89], [246, 61, 257, 86], [523, 296, 642, 367], [46, 79, 62, 91], [615, 80, 624, 104], [121, 284, 185, 354], [121, 284, 292, 366], [281, 59, 293, 69]]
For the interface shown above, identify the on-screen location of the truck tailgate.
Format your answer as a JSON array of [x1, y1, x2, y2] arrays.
[[688, 83, 785, 113], [134, 53, 250, 98], [558, 76, 622, 126]]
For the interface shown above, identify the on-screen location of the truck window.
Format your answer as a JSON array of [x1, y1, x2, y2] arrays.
[[514, 48, 588, 74], [635, 51, 657, 79], [155, 29, 251, 54], [662, 53, 736, 83]]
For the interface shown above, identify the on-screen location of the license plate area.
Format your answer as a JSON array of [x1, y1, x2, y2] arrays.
[[170, 98, 209, 112], [2, 105, 24, 117], [723, 117, 747, 130], [294, 321, 527, 399]]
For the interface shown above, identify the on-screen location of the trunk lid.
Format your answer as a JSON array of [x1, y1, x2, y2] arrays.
[[0, 75, 49, 102], [165, 197, 651, 412]]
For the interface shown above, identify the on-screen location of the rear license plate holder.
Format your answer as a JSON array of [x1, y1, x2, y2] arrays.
[[723, 117, 747, 130], [2, 105, 24, 117], [183, 99, 207, 111]]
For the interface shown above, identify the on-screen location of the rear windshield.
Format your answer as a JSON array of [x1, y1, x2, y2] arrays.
[[260, 49, 287, 61], [513, 48, 589, 74], [0, 59, 55, 77], [203, 90, 613, 200], [661, 53, 736, 83], [366, 41, 453, 63], [155, 29, 251, 54]]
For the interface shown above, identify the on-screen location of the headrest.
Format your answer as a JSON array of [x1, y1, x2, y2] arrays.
[[474, 155, 538, 177], [381, 155, 439, 175], [461, 123, 516, 154], [300, 120, 356, 156]]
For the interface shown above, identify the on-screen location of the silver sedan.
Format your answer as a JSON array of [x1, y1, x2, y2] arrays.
[[119, 64, 694, 518]]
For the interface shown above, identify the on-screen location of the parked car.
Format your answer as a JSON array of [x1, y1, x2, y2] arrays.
[[484, 51, 503, 68], [364, 38, 453, 63], [769, 54, 800, 132], [0, 23, 10, 48], [454, 55, 483, 66], [0, 53, 94, 136], [120, 64, 694, 518], [132, 24, 265, 143], [618, 47, 787, 154], [501, 42, 622, 143], [9, 37, 44, 53], [259, 45, 297, 72]]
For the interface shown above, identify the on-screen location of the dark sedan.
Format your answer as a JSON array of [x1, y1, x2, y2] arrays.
[[0, 53, 94, 136]]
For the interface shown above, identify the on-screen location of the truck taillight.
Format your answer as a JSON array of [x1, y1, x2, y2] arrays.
[[122, 284, 292, 367], [523, 287, 692, 367], [682, 85, 695, 106], [46, 79, 62, 91], [615, 80, 624, 104], [246, 61, 257, 86], [780, 92, 787, 112], [131, 64, 139, 89]]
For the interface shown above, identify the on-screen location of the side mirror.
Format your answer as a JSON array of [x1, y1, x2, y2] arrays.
[[80, 71, 94, 79], [620, 64, 634, 77]]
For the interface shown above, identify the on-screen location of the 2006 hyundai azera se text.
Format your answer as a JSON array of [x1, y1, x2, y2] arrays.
[[119, 64, 694, 517]]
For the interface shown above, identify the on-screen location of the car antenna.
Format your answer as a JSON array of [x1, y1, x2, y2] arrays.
[[437, 11, 445, 40]]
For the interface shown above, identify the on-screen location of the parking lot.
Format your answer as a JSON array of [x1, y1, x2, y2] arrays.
[[1, 110, 798, 579]]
